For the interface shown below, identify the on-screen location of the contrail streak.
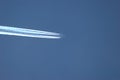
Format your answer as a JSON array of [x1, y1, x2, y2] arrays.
[[0, 25, 61, 39]]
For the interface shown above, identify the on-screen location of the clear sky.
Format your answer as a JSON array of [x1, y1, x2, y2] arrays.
[[0, 0, 120, 80]]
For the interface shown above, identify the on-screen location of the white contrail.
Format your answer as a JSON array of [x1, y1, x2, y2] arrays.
[[0, 25, 61, 39]]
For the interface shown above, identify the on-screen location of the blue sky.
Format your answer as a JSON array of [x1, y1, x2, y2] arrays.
[[0, 0, 120, 80]]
